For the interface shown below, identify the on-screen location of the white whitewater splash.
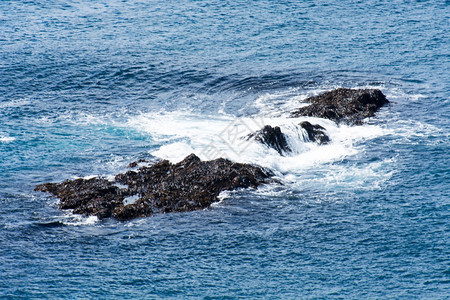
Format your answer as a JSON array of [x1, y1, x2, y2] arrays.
[[123, 194, 140, 205], [127, 111, 388, 170], [61, 214, 99, 226], [0, 135, 15, 143], [123, 108, 391, 194]]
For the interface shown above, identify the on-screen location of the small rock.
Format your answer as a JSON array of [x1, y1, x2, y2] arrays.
[[247, 125, 291, 155], [300, 121, 330, 145], [127, 159, 148, 168]]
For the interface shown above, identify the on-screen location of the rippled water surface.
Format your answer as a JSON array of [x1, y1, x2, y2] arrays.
[[1, 0, 449, 298]]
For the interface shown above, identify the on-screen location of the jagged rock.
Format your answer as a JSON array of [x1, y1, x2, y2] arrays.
[[36, 178, 123, 219], [291, 88, 389, 125], [300, 121, 330, 145], [35, 154, 273, 221], [247, 125, 291, 155], [127, 159, 148, 168]]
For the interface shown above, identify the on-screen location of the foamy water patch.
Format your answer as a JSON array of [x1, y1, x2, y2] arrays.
[[73, 175, 97, 180], [35, 111, 113, 126], [389, 119, 444, 140], [126, 111, 234, 143], [317, 158, 397, 191], [0, 98, 31, 109], [123, 195, 140, 205], [252, 86, 342, 117], [60, 213, 99, 226], [123, 111, 390, 178], [152, 142, 195, 163], [0, 135, 15, 143], [385, 86, 429, 103], [252, 89, 308, 117], [211, 190, 234, 208], [254, 156, 397, 197]]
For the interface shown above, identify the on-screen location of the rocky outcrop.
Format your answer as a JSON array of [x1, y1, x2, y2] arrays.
[[246, 125, 291, 155], [300, 121, 330, 145], [35, 87, 391, 221], [35, 154, 273, 221], [291, 88, 389, 125]]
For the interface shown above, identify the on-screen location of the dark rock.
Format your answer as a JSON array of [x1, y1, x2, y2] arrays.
[[291, 88, 389, 125], [127, 159, 148, 168], [35, 154, 273, 221], [113, 199, 153, 220], [300, 121, 330, 145], [246, 125, 291, 155], [35, 178, 124, 219]]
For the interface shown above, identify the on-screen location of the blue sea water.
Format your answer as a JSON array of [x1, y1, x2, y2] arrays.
[[1, 0, 449, 298]]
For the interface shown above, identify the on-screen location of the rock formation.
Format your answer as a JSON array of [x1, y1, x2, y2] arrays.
[[35, 154, 273, 220], [300, 121, 330, 145], [246, 125, 291, 155], [291, 88, 389, 125]]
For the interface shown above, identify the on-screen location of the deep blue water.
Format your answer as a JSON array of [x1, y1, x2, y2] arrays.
[[1, 0, 449, 298]]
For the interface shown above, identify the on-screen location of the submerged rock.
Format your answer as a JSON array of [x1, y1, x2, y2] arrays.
[[247, 122, 331, 154], [291, 88, 389, 125], [300, 121, 330, 145], [35, 154, 273, 221], [246, 125, 291, 155]]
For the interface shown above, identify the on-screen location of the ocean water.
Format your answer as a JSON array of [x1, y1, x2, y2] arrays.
[[1, 0, 449, 298]]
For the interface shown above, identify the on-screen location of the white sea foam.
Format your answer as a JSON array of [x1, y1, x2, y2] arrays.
[[211, 190, 233, 207], [61, 214, 99, 226], [73, 175, 97, 180], [252, 88, 310, 117], [35, 111, 112, 125], [123, 108, 390, 183], [294, 157, 396, 191], [0, 136, 15, 143], [123, 194, 140, 205]]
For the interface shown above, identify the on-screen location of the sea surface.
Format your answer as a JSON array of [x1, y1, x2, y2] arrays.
[[1, 0, 449, 298]]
